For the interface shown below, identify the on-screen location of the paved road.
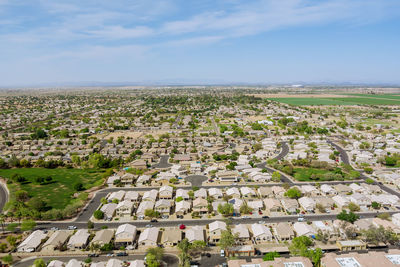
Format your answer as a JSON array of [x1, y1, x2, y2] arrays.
[[275, 142, 289, 160], [328, 140, 400, 199], [327, 140, 350, 165], [37, 210, 397, 230], [211, 117, 220, 135], [0, 182, 8, 213], [185, 175, 208, 188], [14, 254, 178, 267], [152, 155, 172, 169]]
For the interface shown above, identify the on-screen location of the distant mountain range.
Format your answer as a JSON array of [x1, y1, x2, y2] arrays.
[[1, 79, 400, 89]]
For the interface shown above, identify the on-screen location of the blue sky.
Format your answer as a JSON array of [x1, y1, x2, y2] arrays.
[[0, 0, 400, 86]]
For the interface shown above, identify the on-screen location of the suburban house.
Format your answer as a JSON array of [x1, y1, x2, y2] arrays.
[[154, 199, 172, 216], [193, 197, 208, 214], [298, 197, 316, 212], [185, 226, 205, 242], [91, 229, 114, 247], [274, 222, 295, 242], [41, 231, 70, 252], [116, 200, 134, 217], [17, 230, 47, 252], [142, 189, 158, 202], [138, 227, 159, 247], [161, 229, 182, 247], [208, 221, 227, 243], [233, 224, 251, 244], [194, 188, 208, 199], [293, 222, 316, 237], [100, 203, 118, 220], [115, 224, 137, 248], [159, 185, 174, 199], [67, 229, 90, 250], [175, 200, 191, 216], [251, 223, 273, 243], [208, 187, 223, 199], [281, 198, 299, 214]]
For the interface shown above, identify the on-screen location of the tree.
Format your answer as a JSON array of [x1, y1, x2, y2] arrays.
[[348, 202, 360, 212], [316, 203, 325, 213], [1, 254, 13, 264], [28, 197, 47, 212], [284, 187, 302, 199], [365, 178, 374, 184], [87, 220, 94, 229], [146, 252, 160, 267], [308, 247, 323, 267], [218, 203, 234, 217], [0, 243, 7, 253], [362, 226, 399, 245], [33, 259, 46, 267], [177, 238, 192, 267], [263, 251, 280, 261], [176, 196, 183, 202], [371, 201, 381, 210], [377, 212, 390, 221], [93, 210, 104, 220], [271, 171, 281, 182], [218, 227, 236, 251], [289, 236, 322, 267], [145, 209, 160, 219], [74, 182, 84, 191], [6, 235, 17, 248], [21, 219, 36, 231], [289, 236, 313, 256], [15, 190, 29, 202], [239, 202, 253, 215], [147, 247, 164, 262], [337, 210, 359, 224]]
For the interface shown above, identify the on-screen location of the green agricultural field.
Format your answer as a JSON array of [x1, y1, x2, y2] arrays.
[[268, 96, 400, 106], [266, 98, 352, 106], [0, 168, 105, 210]]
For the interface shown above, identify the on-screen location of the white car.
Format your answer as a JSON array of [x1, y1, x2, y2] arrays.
[[220, 249, 225, 257]]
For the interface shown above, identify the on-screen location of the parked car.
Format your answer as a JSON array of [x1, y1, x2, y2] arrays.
[[145, 224, 153, 228], [150, 219, 158, 223], [50, 227, 59, 231], [220, 249, 225, 257], [179, 224, 186, 229], [67, 226, 77, 230], [262, 216, 269, 219], [117, 252, 128, 256], [106, 253, 114, 257], [88, 253, 99, 257]]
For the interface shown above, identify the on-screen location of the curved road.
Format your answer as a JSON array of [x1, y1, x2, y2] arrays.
[[0, 182, 8, 213], [257, 142, 292, 184], [329, 140, 400, 199]]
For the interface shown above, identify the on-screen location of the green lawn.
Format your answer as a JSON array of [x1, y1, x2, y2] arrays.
[[0, 168, 105, 210], [267, 96, 400, 106], [292, 167, 357, 181], [293, 168, 332, 181]]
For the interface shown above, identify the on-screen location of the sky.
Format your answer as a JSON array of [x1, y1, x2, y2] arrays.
[[0, 0, 400, 86]]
